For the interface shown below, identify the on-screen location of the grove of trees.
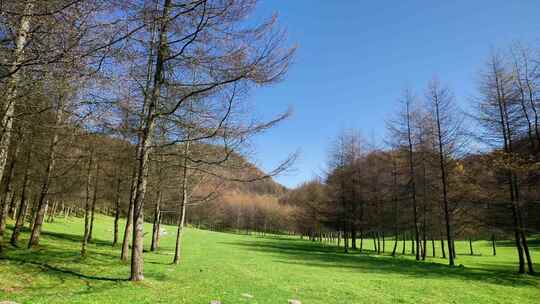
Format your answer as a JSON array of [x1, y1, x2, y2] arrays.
[[279, 46, 540, 275], [0, 1, 538, 288], [0, 0, 295, 282]]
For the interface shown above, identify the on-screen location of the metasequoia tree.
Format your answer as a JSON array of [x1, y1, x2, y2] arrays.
[[475, 53, 535, 274], [115, 0, 294, 281], [0, 0, 125, 217], [325, 130, 363, 253], [425, 79, 463, 266], [388, 90, 421, 260]]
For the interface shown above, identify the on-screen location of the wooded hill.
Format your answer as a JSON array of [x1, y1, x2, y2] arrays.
[[0, 130, 288, 235]]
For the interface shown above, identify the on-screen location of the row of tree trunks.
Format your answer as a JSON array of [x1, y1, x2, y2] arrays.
[[0, 138, 20, 251], [9, 144, 32, 246], [121, 169, 137, 262], [28, 98, 64, 249], [491, 58, 535, 274], [0, 2, 34, 244]]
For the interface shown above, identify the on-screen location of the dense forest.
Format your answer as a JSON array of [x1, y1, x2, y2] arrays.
[[0, 0, 538, 288]]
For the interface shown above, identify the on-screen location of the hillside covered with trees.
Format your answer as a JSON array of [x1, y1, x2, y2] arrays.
[[0, 1, 539, 304]]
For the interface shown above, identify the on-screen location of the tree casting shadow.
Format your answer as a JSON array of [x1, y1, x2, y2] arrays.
[[221, 238, 539, 288], [0, 256, 127, 282]]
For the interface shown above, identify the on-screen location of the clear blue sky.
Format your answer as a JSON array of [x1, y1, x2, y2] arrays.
[[248, 1, 540, 188]]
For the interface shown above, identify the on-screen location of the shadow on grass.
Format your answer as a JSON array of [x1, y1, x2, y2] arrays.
[[41, 230, 113, 247], [0, 256, 127, 282], [221, 238, 539, 288], [496, 238, 540, 249], [1, 227, 174, 284]]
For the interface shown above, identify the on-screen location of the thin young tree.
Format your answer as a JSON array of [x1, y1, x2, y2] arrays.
[[425, 78, 463, 267]]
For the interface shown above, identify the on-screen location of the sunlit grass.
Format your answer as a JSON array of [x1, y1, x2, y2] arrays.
[[0, 215, 538, 304]]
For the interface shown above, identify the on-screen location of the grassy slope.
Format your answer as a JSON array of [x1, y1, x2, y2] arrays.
[[0, 215, 539, 304]]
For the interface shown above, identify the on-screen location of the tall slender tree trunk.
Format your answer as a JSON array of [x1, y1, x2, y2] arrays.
[[493, 63, 528, 273], [351, 226, 357, 250], [491, 234, 496, 256], [0, 1, 34, 215], [121, 169, 137, 261], [391, 232, 398, 257], [155, 209, 162, 249], [81, 151, 94, 256], [391, 157, 399, 257], [88, 162, 100, 242], [28, 100, 63, 248], [0, 139, 20, 250], [411, 234, 415, 255], [113, 178, 121, 246], [434, 96, 455, 267], [520, 230, 535, 274], [405, 100, 420, 261], [360, 231, 363, 251], [401, 232, 406, 255], [10, 147, 31, 246], [173, 141, 190, 264], [376, 232, 381, 254], [343, 228, 349, 254], [151, 190, 162, 252], [513, 177, 535, 274], [129, 0, 171, 281]]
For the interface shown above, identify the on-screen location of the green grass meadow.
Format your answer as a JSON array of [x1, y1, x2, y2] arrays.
[[0, 215, 539, 304]]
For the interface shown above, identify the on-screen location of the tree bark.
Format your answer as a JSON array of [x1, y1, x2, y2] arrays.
[[113, 178, 121, 247], [351, 226, 356, 250], [373, 232, 378, 253], [173, 141, 190, 264], [28, 101, 63, 248], [10, 146, 31, 246], [391, 232, 398, 257], [359, 230, 363, 252], [81, 151, 94, 256], [0, 139, 20, 250], [411, 234, 415, 255], [401, 233, 406, 255], [491, 234, 496, 256], [88, 162, 100, 242], [0, 1, 34, 214], [493, 62, 528, 273], [405, 99, 420, 261], [150, 190, 162, 252], [434, 94, 455, 267], [121, 168, 137, 261], [129, 0, 172, 281]]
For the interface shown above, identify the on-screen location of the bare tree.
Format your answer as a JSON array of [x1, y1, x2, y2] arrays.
[[425, 78, 463, 266]]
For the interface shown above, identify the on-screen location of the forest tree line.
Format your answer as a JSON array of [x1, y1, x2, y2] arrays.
[[1, 0, 539, 284], [278, 45, 540, 275], [0, 0, 296, 282], [190, 44, 540, 277]]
